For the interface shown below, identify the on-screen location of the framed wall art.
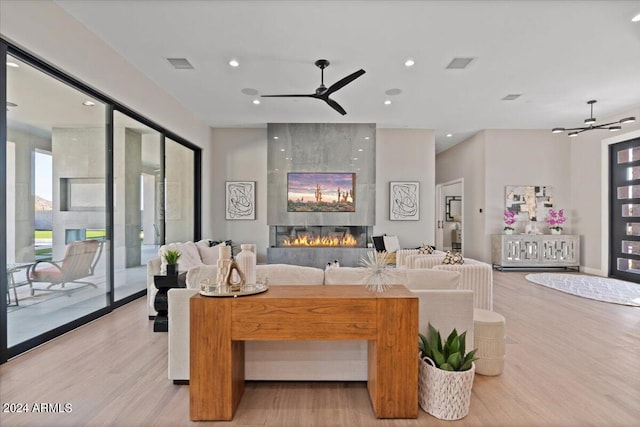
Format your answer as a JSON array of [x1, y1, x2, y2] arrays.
[[390, 181, 420, 221], [505, 185, 553, 221], [226, 181, 256, 220]]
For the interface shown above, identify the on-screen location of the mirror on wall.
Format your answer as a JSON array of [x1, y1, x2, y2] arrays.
[[445, 196, 462, 222]]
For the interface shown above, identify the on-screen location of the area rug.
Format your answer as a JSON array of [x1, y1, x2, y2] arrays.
[[525, 273, 640, 307]]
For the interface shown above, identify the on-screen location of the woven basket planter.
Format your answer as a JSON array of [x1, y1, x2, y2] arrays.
[[418, 357, 475, 420]]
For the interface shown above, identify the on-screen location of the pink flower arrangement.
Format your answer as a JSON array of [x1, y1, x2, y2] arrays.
[[504, 209, 516, 231], [546, 209, 566, 231]]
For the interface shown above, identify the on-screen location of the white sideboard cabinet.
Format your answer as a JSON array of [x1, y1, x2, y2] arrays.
[[491, 234, 580, 270]]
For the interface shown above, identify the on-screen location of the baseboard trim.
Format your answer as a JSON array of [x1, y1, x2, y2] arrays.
[[581, 266, 607, 277]]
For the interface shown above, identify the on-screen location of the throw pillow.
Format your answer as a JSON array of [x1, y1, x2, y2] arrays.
[[418, 244, 435, 254], [383, 235, 400, 253], [442, 250, 464, 265], [372, 235, 386, 252], [197, 242, 227, 265]]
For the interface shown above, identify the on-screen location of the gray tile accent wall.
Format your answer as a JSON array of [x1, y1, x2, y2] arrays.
[[267, 123, 376, 226]]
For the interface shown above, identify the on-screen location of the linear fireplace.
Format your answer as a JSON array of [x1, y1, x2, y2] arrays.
[[270, 226, 371, 248], [268, 226, 373, 268]]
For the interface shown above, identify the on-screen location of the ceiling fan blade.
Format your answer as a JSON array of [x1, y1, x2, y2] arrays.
[[261, 94, 315, 98], [325, 98, 347, 115], [325, 69, 366, 96]]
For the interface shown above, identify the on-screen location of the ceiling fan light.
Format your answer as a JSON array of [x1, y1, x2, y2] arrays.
[[620, 117, 636, 124], [568, 131, 579, 137], [584, 117, 596, 125], [609, 126, 622, 132], [551, 128, 565, 134]]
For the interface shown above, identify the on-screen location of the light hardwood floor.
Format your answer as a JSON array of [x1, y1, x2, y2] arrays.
[[1, 271, 639, 427]]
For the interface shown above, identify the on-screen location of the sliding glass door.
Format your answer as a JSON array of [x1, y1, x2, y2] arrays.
[[113, 111, 163, 301], [1, 40, 201, 362], [5, 53, 109, 348]]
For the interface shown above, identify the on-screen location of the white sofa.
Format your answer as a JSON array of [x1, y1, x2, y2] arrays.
[[167, 263, 474, 382], [406, 253, 494, 310]]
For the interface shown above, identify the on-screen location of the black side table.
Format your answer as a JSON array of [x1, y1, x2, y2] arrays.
[[153, 274, 184, 332]]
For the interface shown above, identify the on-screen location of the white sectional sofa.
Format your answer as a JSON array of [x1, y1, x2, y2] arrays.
[[167, 263, 474, 382]]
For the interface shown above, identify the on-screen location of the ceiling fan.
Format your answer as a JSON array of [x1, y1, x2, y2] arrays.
[[261, 59, 365, 115]]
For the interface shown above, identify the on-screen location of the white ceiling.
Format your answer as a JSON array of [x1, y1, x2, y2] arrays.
[[53, 0, 640, 152]]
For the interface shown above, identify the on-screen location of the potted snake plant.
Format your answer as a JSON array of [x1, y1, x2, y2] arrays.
[[418, 323, 478, 420]]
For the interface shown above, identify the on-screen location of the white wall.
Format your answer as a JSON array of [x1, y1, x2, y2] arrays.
[[209, 128, 268, 262], [436, 132, 486, 260], [375, 129, 435, 249], [483, 130, 572, 261]]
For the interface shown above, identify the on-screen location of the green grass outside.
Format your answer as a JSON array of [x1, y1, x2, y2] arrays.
[[34, 230, 106, 240], [35, 230, 52, 239]]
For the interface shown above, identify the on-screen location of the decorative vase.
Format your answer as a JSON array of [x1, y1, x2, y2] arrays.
[[236, 244, 257, 285], [225, 260, 246, 292], [504, 229, 513, 235], [551, 228, 562, 235], [166, 264, 178, 275], [418, 357, 475, 420]]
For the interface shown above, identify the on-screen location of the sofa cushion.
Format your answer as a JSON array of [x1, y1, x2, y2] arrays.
[[324, 267, 369, 285], [158, 242, 203, 274], [404, 269, 460, 290], [256, 264, 324, 285]]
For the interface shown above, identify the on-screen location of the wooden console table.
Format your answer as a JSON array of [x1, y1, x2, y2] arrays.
[[190, 285, 418, 421]]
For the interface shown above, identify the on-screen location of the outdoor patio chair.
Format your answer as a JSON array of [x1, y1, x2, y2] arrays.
[[28, 239, 104, 295]]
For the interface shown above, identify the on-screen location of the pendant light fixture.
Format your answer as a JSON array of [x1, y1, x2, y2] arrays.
[[552, 100, 636, 137]]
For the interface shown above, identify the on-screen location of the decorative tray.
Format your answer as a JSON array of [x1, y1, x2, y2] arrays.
[[199, 282, 268, 297]]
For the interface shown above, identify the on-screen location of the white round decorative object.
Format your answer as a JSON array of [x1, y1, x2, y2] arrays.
[[236, 244, 257, 285]]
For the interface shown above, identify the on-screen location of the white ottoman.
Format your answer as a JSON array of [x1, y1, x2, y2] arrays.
[[473, 308, 505, 376]]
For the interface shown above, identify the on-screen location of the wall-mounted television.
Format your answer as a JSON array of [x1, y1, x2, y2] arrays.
[[287, 172, 356, 212]]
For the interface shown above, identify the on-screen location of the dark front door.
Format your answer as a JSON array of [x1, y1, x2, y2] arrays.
[[609, 137, 640, 282]]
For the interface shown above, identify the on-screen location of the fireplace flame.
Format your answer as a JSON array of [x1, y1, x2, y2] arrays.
[[283, 233, 358, 247]]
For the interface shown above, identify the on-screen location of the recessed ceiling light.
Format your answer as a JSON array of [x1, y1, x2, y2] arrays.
[[446, 134, 452, 138], [384, 100, 392, 105], [6, 61, 19, 68], [229, 59, 239, 67], [358, 148, 364, 152], [82, 100, 95, 107], [404, 59, 415, 67], [364, 136, 370, 140], [353, 157, 359, 161], [252, 99, 260, 105], [632, 13, 640, 22], [280, 148, 286, 152], [446, 57, 475, 69], [273, 136, 279, 140]]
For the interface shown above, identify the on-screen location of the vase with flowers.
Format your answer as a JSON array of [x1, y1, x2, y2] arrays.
[[546, 209, 566, 234], [503, 210, 516, 234]]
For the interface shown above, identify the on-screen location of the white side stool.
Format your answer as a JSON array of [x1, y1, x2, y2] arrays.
[[473, 308, 505, 376]]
